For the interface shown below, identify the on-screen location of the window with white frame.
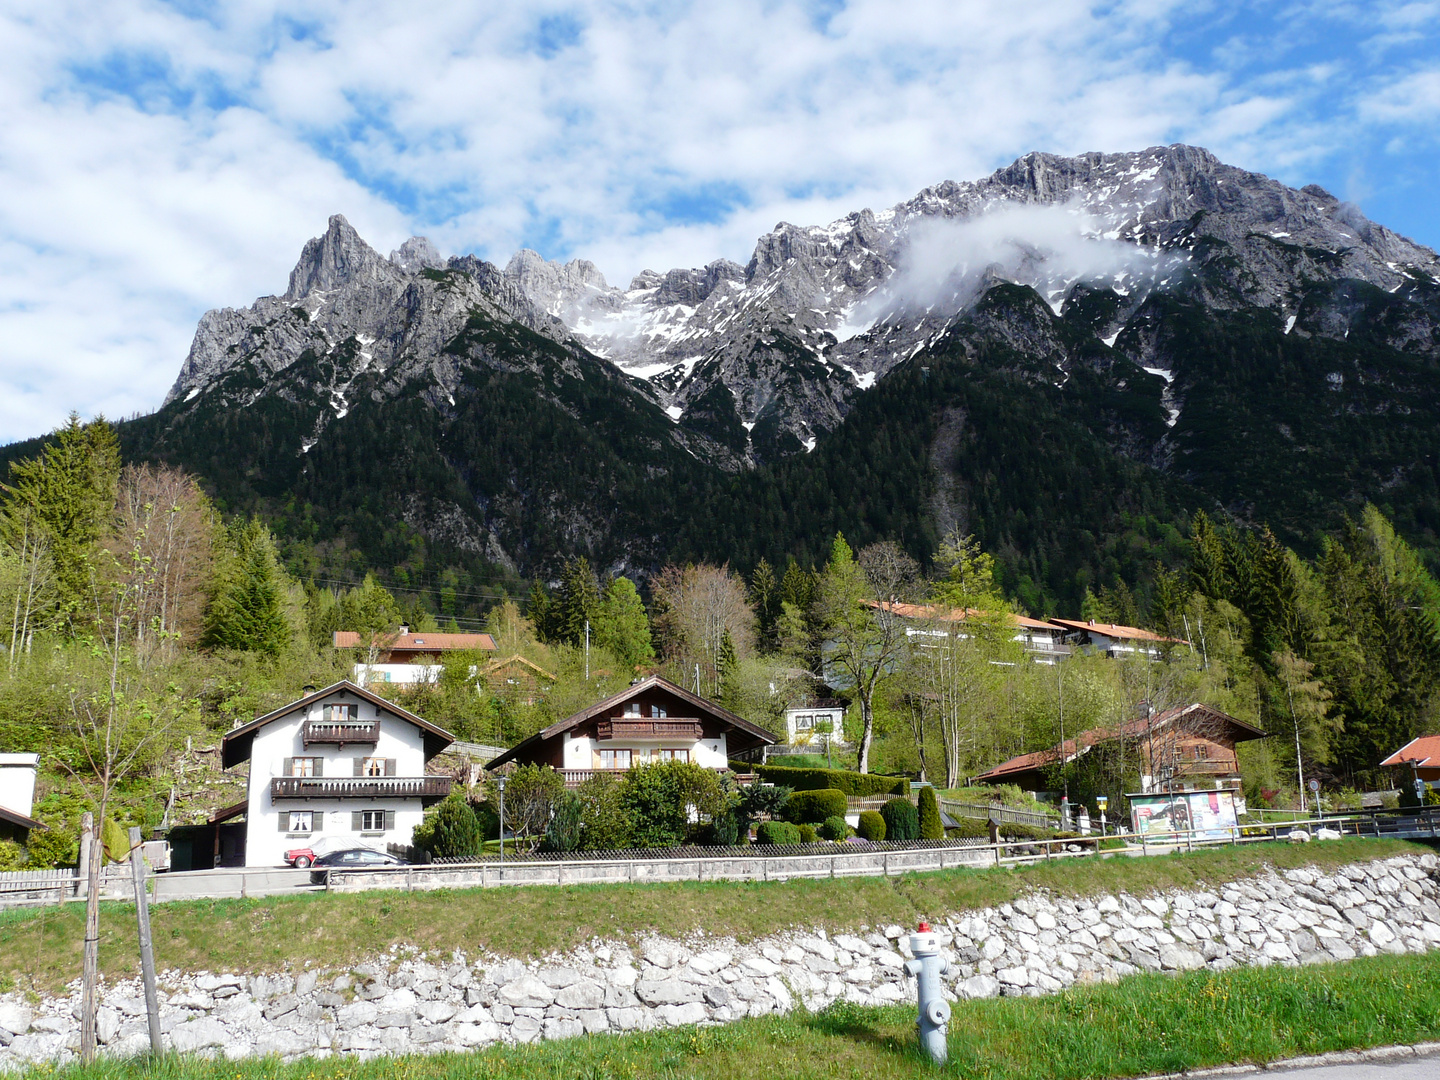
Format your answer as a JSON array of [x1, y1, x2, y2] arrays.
[[362, 756, 385, 777], [288, 811, 313, 833], [794, 713, 814, 730], [361, 809, 386, 831], [291, 757, 318, 777], [657, 748, 688, 762], [598, 749, 631, 770]]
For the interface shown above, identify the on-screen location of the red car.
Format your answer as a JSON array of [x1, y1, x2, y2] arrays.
[[283, 846, 317, 868]]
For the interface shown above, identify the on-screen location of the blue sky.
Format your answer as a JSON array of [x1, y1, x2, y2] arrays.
[[2, 0, 1438, 443]]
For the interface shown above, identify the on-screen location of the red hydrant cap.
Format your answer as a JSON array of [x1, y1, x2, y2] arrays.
[[917, 921, 930, 933]]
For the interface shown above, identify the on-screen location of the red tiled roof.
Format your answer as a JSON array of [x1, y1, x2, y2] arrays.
[[1381, 735, 1440, 768], [333, 631, 497, 651], [866, 601, 1059, 633], [1047, 618, 1183, 644]]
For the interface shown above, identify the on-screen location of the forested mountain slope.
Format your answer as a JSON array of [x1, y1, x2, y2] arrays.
[[4, 145, 1438, 613]]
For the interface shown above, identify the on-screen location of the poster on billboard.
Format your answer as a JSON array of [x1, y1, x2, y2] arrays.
[[1129, 789, 1239, 840]]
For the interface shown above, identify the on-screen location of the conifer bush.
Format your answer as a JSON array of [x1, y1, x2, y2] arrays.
[[881, 797, 919, 842], [856, 809, 886, 841], [917, 786, 944, 839], [819, 815, 850, 841], [797, 824, 818, 843]]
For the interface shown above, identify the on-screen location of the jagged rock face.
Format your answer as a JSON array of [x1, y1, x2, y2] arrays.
[[502, 144, 1440, 460]]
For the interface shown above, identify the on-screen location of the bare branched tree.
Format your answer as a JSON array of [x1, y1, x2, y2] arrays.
[[651, 564, 754, 696]]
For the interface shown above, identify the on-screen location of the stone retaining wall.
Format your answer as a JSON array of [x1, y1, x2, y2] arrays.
[[1, 852, 1436, 1066]]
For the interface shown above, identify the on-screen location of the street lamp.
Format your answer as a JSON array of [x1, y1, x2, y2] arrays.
[[496, 776, 507, 867]]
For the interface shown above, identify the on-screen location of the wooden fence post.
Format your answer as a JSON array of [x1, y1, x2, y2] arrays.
[[127, 828, 163, 1055]]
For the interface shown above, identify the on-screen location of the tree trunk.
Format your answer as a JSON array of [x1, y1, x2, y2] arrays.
[[856, 686, 875, 773]]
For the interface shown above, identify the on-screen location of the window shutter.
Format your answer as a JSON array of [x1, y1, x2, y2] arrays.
[[279, 813, 290, 832], [314, 757, 323, 778], [385, 758, 397, 776], [354, 757, 363, 776], [385, 810, 396, 831], [313, 811, 323, 830], [282, 757, 292, 777], [351, 811, 363, 830]]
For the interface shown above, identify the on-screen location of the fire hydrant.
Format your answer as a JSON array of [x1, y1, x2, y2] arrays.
[[904, 921, 951, 1065]]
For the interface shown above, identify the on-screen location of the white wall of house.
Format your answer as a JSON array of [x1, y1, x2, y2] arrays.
[[353, 663, 442, 687], [560, 732, 729, 773], [784, 707, 847, 746], [244, 694, 430, 867], [0, 753, 38, 817]]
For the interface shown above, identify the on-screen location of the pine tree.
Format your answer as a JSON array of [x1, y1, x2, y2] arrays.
[[554, 557, 603, 647], [594, 576, 654, 671], [3, 414, 121, 629], [201, 519, 291, 657], [526, 579, 554, 642], [716, 628, 738, 702], [749, 558, 780, 653]]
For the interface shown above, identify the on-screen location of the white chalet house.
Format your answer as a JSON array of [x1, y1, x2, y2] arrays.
[[221, 681, 455, 867], [782, 701, 848, 747]]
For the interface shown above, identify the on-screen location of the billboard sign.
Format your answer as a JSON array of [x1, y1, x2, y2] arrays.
[[1129, 789, 1239, 840]]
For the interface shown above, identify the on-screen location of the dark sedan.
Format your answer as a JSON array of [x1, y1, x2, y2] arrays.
[[309, 847, 407, 883]]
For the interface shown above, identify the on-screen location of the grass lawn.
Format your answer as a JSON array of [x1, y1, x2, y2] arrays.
[[20, 951, 1440, 1080], [0, 838, 1427, 994]]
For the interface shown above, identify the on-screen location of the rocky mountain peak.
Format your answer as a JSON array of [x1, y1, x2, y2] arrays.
[[389, 236, 446, 273], [285, 214, 397, 300]]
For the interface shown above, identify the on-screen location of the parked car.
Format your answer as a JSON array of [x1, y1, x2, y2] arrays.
[[283, 846, 316, 868], [308, 847, 407, 883]]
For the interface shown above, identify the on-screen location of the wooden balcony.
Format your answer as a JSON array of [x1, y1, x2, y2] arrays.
[[271, 776, 452, 800], [595, 718, 704, 741], [302, 719, 380, 748]]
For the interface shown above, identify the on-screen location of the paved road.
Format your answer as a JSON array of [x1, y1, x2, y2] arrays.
[[1266, 1053, 1437, 1078]]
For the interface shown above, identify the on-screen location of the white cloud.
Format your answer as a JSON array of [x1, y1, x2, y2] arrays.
[[0, 0, 1436, 443]]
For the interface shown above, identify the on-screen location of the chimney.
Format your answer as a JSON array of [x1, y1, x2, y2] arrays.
[[1088, 619, 1095, 626], [399, 625, 409, 636]]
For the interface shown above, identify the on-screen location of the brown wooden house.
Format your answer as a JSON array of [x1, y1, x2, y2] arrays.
[[486, 675, 776, 787], [975, 702, 1266, 795]]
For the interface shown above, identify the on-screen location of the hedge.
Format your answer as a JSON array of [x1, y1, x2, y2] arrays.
[[782, 788, 848, 824], [756, 821, 801, 845], [797, 824, 818, 843], [743, 763, 908, 797], [856, 809, 886, 841]]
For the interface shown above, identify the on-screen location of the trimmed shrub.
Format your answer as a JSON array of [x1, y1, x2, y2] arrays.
[[881, 797, 919, 841], [856, 810, 886, 841], [797, 824, 818, 843], [415, 791, 483, 858], [540, 790, 583, 853], [576, 773, 631, 850], [781, 788, 848, 824], [819, 815, 850, 841], [917, 786, 943, 840], [746, 763, 908, 797], [756, 820, 801, 845]]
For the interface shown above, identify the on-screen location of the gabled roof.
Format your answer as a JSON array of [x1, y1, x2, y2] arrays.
[[1381, 735, 1440, 768], [486, 674, 777, 769], [480, 654, 557, 681], [221, 680, 456, 768], [0, 805, 43, 832], [332, 631, 497, 652], [975, 702, 1267, 783], [867, 601, 1059, 633], [1047, 618, 1184, 644]]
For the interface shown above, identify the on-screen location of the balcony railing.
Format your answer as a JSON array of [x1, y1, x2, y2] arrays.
[[595, 719, 704, 740], [302, 720, 380, 748], [556, 765, 742, 789], [271, 776, 452, 800]]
